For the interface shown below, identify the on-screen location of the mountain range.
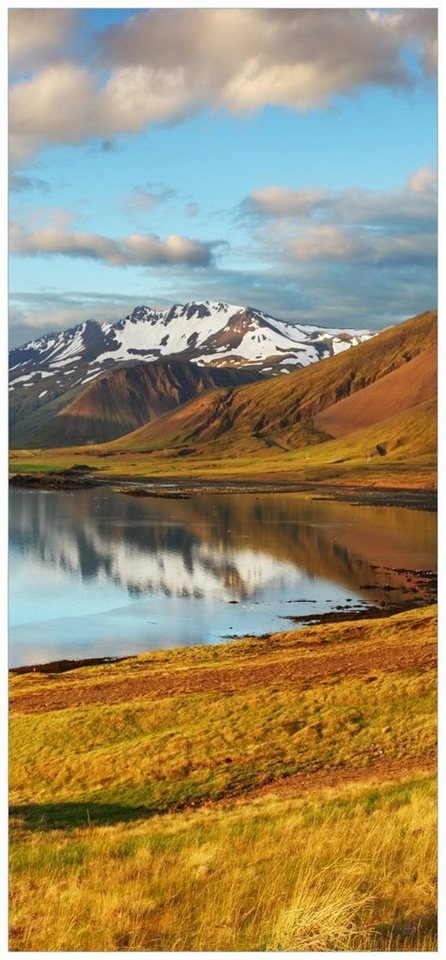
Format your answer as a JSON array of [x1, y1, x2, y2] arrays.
[[9, 307, 436, 488], [9, 301, 372, 447]]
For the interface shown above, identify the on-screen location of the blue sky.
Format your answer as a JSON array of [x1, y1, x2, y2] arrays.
[[9, 8, 437, 346]]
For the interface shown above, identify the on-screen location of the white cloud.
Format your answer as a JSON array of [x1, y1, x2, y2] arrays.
[[10, 62, 97, 163], [246, 187, 328, 219], [330, 185, 437, 228], [100, 9, 437, 108], [9, 9, 77, 70], [10, 220, 217, 268], [10, 222, 124, 264], [241, 171, 437, 275], [123, 233, 215, 267], [289, 225, 363, 261], [288, 226, 436, 264], [9, 62, 192, 163], [9, 9, 437, 163], [98, 65, 193, 131], [244, 175, 437, 229]]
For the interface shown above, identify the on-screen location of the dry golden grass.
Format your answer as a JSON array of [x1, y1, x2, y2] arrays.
[[10, 773, 436, 951], [9, 607, 436, 818], [9, 605, 437, 950]]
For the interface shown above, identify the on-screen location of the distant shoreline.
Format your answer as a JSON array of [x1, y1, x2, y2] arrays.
[[9, 471, 437, 511]]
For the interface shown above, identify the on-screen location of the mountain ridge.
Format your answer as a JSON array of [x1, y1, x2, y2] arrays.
[[9, 309, 437, 490], [9, 300, 371, 376], [108, 310, 436, 457]]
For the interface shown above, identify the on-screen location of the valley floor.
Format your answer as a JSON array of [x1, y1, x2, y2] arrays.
[[8, 403, 437, 497], [9, 605, 437, 951]]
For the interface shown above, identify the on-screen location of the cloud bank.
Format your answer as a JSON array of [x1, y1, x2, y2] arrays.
[[242, 168, 437, 269], [9, 166, 437, 344], [9, 8, 437, 163]]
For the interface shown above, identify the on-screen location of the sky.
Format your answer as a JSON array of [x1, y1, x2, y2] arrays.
[[8, 7, 438, 347]]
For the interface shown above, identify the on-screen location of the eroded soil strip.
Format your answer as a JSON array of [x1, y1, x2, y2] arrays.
[[10, 635, 436, 715]]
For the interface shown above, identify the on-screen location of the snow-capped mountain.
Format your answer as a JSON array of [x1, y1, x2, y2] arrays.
[[9, 300, 373, 446], [10, 300, 372, 394]]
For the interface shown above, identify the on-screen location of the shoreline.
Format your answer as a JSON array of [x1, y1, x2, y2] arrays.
[[10, 603, 437, 716], [10, 592, 436, 677], [9, 470, 437, 510]]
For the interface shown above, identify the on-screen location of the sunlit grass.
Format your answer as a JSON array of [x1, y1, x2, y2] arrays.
[[10, 774, 436, 951], [10, 607, 436, 818], [9, 605, 437, 950]]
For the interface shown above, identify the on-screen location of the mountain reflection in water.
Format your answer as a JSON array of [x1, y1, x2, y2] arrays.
[[9, 488, 436, 666]]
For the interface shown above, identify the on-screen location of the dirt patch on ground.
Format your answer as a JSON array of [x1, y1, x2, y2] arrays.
[[10, 617, 436, 716], [200, 754, 437, 808]]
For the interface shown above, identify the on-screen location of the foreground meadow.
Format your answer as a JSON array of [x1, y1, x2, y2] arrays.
[[10, 606, 437, 951]]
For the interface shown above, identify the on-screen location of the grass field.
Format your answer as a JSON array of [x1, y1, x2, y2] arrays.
[[9, 606, 437, 951]]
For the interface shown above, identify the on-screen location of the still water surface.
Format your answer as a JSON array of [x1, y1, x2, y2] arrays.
[[9, 487, 436, 667]]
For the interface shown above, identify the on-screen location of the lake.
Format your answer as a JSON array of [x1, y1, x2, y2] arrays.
[[9, 487, 436, 667]]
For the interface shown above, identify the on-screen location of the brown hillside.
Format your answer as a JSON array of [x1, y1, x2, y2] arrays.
[[315, 345, 436, 438], [28, 360, 261, 446], [109, 310, 436, 454]]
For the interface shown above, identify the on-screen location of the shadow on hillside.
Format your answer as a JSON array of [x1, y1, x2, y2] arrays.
[[9, 802, 159, 831]]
